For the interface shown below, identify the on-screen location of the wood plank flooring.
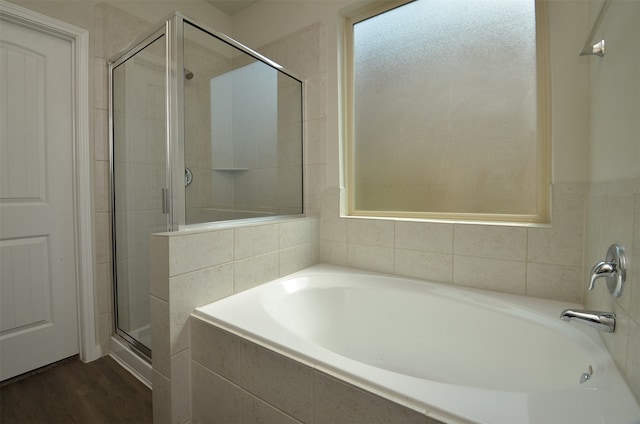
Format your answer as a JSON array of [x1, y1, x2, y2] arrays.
[[0, 356, 152, 424]]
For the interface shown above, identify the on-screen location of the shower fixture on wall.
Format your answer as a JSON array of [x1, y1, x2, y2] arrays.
[[184, 68, 194, 79], [579, 0, 612, 57]]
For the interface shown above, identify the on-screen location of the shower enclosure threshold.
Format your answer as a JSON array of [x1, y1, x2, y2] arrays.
[[110, 336, 152, 388]]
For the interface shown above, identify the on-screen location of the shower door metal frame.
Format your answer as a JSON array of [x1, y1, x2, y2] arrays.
[[167, 12, 304, 231], [108, 27, 167, 360], [166, 15, 185, 231]]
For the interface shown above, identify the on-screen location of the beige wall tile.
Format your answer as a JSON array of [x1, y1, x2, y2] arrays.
[[241, 393, 301, 424], [171, 349, 192, 424], [310, 217, 321, 259], [631, 194, 640, 324], [102, 4, 153, 58], [94, 160, 110, 213], [237, 340, 313, 423], [306, 163, 327, 215], [605, 194, 636, 313], [320, 240, 347, 266], [169, 263, 234, 354], [93, 108, 109, 161], [395, 221, 453, 253], [304, 72, 326, 121], [191, 361, 241, 424], [528, 191, 585, 267], [283, 23, 323, 77], [347, 244, 394, 274], [150, 296, 170, 378], [93, 57, 107, 110], [348, 219, 394, 247], [602, 192, 635, 258], [454, 225, 526, 261], [234, 252, 280, 293], [585, 181, 639, 404], [305, 118, 327, 165], [526, 263, 582, 303], [191, 318, 240, 380], [152, 370, 171, 424], [96, 262, 112, 315], [95, 212, 112, 264], [527, 225, 583, 267], [600, 303, 631, 375], [314, 372, 430, 424], [394, 249, 453, 284], [234, 224, 279, 260], [551, 192, 586, 228], [150, 235, 169, 301], [93, 3, 104, 57], [280, 244, 316, 276], [321, 210, 347, 243], [168, 229, 233, 276], [98, 312, 112, 354], [453, 256, 526, 294], [280, 219, 311, 248], [625, 322, 640, 402]]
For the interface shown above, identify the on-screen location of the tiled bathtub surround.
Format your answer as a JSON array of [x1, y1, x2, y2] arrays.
[[321, 182, 587, 304], [150, 217, 319, 424], [191, 317, 445, 424], [583, 0, 639, 403], [585, 180, 640, 401]]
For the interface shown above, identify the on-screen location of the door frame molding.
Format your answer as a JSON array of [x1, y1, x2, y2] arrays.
[[0, 1, 99, 362]]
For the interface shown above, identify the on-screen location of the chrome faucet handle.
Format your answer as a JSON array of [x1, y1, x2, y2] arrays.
[[588, 260, 617, 291], [588, 244, 626, 298]]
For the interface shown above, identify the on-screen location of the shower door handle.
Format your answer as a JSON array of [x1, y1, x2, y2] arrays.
[[162, 188, 169, 215]]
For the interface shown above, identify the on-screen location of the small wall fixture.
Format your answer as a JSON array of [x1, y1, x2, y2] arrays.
[[578, 0, 612, 58], [588, 243, 626, 298], [581, 39, 605, 57]]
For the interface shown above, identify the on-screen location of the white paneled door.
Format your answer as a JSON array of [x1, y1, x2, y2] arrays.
[[0, 14, 79, 380]]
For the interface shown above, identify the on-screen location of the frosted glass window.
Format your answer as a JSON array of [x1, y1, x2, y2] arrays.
[[347, 0, 550, 223]]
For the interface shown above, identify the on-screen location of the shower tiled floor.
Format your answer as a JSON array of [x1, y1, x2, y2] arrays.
[[0, 356, 152, 423]]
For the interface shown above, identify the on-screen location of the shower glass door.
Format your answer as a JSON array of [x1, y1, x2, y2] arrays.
[[182, 21, 303, 225], [111, 32, 167, 357]]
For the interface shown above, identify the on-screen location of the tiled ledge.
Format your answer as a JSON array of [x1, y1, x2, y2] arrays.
[[149, 216, 320, 424]]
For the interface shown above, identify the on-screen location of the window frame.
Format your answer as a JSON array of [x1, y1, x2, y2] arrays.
[[342, 0, 552, 225]]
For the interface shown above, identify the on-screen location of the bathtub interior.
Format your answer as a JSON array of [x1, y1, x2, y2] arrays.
[[260, 276, 602, 392]]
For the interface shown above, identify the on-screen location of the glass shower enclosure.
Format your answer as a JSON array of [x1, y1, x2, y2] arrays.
[[109, 13, 303, 358]]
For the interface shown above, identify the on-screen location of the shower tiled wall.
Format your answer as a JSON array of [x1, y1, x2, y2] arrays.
[[255, 22, 327, 218], [184, 38, 231, 224], [149, 217, 319, 423]]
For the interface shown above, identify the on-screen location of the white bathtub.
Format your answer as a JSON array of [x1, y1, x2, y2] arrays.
[[193, 264, 640, 424]]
